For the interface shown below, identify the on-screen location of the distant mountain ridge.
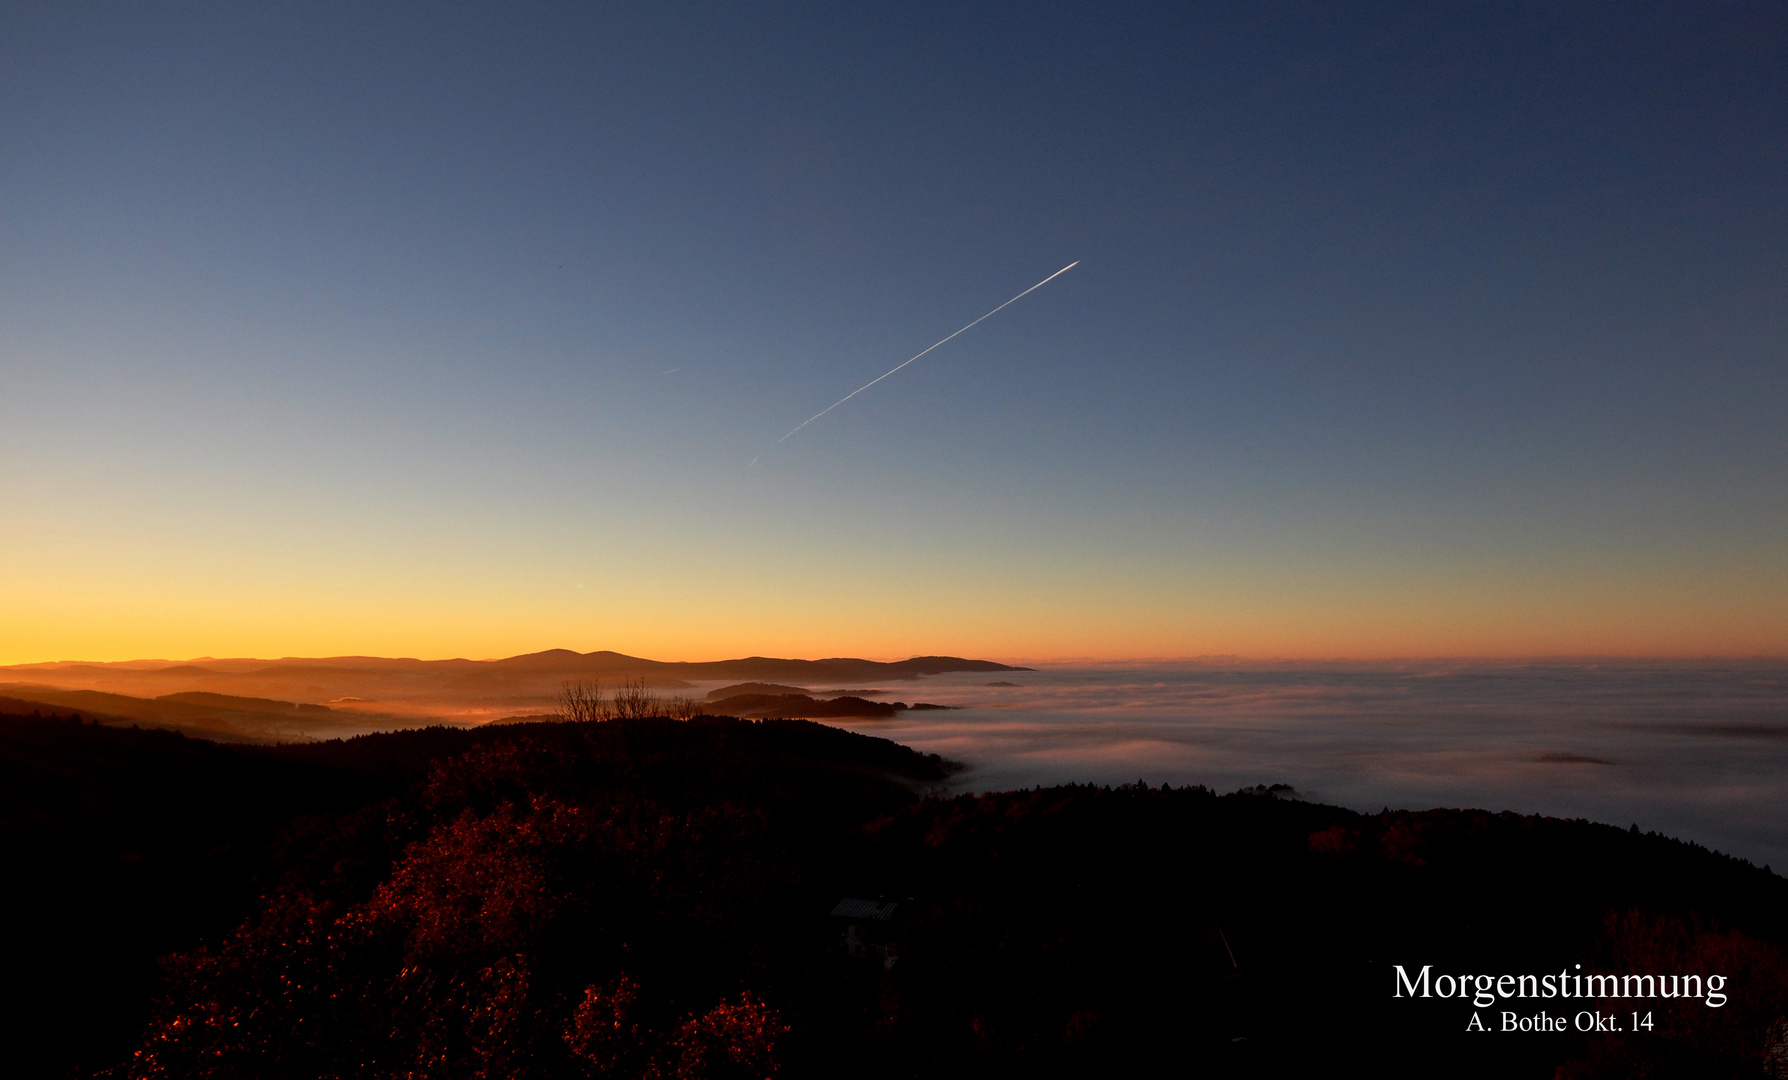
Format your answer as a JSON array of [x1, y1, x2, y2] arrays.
[[4, 650, 1023, 682], [0, 652, 1022, 740], [483, 650, 1025, 682]]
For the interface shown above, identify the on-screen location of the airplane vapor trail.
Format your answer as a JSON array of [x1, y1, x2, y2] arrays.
[[777, 260, 1079, 444]]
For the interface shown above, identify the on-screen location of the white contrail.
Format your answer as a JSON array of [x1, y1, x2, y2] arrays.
[[777, 260, 1079, 444]]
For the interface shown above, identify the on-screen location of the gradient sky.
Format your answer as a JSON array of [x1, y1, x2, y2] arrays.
[[3, 2, 1785, 664]]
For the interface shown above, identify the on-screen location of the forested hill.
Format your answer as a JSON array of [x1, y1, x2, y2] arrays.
[[3, 710, 1785, 1079]]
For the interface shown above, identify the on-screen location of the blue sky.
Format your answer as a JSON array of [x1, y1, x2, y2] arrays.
[[2, 2, 1784, 661]]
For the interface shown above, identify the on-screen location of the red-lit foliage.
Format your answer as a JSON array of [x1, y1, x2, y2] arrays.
[[1554, 911, 1788, 1079], [565, 975, 645, 1076], [117, 785, 791, 1078], [99, 721, 863, 1079], [665, 992, 788, 1079], [565, 975, 790, 1079]]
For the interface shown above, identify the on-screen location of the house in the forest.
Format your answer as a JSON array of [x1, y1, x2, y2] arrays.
[[830, 897, 904, 970]]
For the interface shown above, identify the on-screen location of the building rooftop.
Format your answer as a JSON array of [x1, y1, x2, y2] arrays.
[[831, 897, 900, 922]]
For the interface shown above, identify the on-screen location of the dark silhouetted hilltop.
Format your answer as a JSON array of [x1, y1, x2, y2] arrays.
[[705, 693, 902, 718], [706, 682, 815, 699], [707, 683, 893, 700]]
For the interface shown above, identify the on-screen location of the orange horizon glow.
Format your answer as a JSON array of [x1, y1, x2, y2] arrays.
[[6, 629, 1780, 672], [7, 506, 1782, 668]]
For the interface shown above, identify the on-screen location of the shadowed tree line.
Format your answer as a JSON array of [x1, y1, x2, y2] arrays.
[[3, 709, 1786, 1079]]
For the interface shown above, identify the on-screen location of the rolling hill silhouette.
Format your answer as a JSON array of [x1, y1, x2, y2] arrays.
[[0, 652, 1017, 740]]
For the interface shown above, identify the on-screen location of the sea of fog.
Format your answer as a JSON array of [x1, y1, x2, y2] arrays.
[[778, 662, 1788, 871]]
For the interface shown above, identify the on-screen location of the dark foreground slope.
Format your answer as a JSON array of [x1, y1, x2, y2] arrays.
[[0, 711, 384, 1078], [4, 712, 1785, 1079], [0, 710, 948, 1079]]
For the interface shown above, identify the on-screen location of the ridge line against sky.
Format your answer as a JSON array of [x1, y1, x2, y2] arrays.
[[2, 3, 1783, 664], [8, 649, 1788, 670]]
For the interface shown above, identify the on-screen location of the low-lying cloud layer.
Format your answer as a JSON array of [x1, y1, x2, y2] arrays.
[[821, 661, 1788, 870]]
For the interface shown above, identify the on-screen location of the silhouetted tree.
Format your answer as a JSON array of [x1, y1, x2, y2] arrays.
[[558, 681, 610, 723], [610, 677, 658, 720]]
